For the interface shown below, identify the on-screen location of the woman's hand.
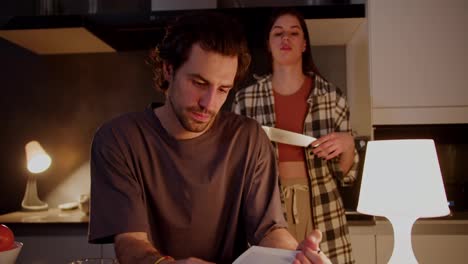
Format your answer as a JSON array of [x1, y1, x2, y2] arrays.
[[310, 132, 354, 161]]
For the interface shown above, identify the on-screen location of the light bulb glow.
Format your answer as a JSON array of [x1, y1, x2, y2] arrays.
[[27, 154, 52, 173], [25, 141, 52, 173]]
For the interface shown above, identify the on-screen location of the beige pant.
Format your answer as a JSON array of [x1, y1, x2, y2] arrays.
[[280, 177, 313, 241]]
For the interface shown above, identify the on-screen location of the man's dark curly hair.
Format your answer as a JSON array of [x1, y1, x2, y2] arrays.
[[148, 12, 251, 93]]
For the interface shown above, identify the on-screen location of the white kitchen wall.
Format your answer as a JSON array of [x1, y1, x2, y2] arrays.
[[45, 161, 90, 208], [369, 0, 468, 124]]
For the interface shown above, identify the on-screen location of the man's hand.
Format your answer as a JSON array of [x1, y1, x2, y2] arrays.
[[256, 227, 332, 263], [115, 233, 213, 264], [169, 257, 214, 264], [293, 230, 332, 264]]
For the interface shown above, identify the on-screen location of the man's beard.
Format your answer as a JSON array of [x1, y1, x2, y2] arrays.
[[168, 94, 216, 133]]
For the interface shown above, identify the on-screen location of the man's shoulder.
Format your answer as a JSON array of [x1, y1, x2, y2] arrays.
[[95, 110, 149, 138], [217, 111, 265, 145], [219, 111, 260, 130], [102, 111, 146, 127]]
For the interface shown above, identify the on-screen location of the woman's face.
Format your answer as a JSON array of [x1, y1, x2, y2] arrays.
[[268, 14, 307, 66]]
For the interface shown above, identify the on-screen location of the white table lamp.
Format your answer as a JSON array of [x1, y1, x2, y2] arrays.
[[21, 140, 51, 211], [357, 139, 449, 264]]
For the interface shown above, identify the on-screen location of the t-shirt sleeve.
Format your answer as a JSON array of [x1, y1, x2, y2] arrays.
[[243, 123, 288, 245], [88, 124, 149, 244]]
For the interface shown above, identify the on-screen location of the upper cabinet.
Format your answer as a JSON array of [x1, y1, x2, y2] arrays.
[[306, 17, 371, 137], [368, 0, 468, 125], [346, 19, 371, 136]]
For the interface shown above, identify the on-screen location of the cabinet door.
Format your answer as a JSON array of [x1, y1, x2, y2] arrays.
[[350, 234, 376, 264], [16, 234, 102, 263], [377, 234, 468, 264], [103, 243, 116, 259], [368, 0, 468, 124]]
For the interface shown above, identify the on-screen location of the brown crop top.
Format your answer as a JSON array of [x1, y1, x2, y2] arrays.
[[273, 76, 312, 162]]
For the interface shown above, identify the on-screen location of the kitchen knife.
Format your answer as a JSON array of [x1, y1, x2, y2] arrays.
[[261, 126, 317, 147]]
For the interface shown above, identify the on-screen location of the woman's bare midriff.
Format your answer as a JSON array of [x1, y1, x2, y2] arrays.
[[278, 161, 308, 179]]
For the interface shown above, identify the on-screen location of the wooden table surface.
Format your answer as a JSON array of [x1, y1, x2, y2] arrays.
[[0, 208, 88, 223]]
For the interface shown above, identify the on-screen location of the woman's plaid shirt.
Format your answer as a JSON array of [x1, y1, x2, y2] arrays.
[[232, 73, 358, 264]]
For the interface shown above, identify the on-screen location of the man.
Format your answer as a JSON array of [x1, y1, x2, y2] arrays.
[[89, 12, 330, 264]]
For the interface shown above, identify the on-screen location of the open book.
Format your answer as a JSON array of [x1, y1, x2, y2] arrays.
[[233, 246, 300, 264]]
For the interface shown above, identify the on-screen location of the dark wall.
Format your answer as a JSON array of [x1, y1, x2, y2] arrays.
[[0, 38, 162, 214], [0, 16, 348, 214]]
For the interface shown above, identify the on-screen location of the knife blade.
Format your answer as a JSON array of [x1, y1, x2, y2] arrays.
[[262, 126, 317, 147]]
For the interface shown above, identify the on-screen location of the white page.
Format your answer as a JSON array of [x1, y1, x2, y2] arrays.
[[233, 246, 299, 264]]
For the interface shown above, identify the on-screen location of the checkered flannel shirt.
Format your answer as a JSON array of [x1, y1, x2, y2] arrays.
[[232, 73, 358, 264]]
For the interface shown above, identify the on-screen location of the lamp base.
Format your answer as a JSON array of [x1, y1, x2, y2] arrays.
[[387, 216, 418, 264], [21, 203, 49, 211], [21, 177, 48, 211]]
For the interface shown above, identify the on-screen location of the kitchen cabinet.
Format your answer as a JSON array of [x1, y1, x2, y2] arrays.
[[377, 234, 468, 264], [15, 229, 102, 264], [349, 223, 377, 264], [2, 211, 467, 263], [307, 17, 371, 137], [346, 18, 371, 136], [0, 209, 105, 263], [368, 0, 468, 125], [375, 218, 468, 264], [103, 243, 117, 259], [350, 234, 376, 264], [348, 217, 468, 264]]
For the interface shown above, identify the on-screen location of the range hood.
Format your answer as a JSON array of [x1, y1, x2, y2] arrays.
[[0, 1, 365, 54]]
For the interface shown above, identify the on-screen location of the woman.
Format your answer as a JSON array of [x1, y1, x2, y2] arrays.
[[232, 8, 358, 264]]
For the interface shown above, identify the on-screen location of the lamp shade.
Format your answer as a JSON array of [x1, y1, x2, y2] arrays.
[[25, 140, 51, 173], [357, 139, 449, 218]]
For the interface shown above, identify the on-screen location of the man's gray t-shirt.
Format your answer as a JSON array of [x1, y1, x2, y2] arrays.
[[89, 104, 287, 263]]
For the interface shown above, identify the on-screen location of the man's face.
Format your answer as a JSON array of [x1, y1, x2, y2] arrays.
[[165, 44, 238, 134]]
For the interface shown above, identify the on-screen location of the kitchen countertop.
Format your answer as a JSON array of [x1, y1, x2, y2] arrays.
[[0, 208, 88, 223], [0, 209, 374, 225], [1, 209, 466, 226]]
